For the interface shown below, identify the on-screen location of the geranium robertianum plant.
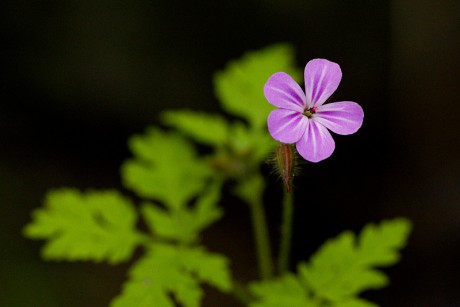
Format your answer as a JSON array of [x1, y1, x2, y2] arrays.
[[24, 44, 411, 307]]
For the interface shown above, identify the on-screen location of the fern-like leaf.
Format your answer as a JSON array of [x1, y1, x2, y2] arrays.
[[161, 110, 230, 147], [141, 183, 223, 243], [358, 218, 412, 266], [111, 244, 232, 307], [121, 128, 212, 209], [299, 218, 412, 304], [250, 218, 412, 307], [214, 43, 300, 129], [249, 274, 314, 307], [23, 189, 143, 264]]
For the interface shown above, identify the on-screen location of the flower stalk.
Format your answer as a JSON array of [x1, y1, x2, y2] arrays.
[[278, 174, 294, 275], [236, 174, 274, 280], [249, 196, 274, 279]]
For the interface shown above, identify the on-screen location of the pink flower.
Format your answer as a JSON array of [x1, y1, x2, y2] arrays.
[[265, 59, 364, 162]]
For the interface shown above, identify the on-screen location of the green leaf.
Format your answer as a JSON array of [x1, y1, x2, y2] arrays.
[[191, 182, 224, 232], [162, 111, 276, 179], [298, 232, 387, 302], [121, 128, 212, 208], [182, 246, 233, 292], [249, 218, 412, 307], [358, 218, 412, 266], [214, 43, 300, 129], [141, 183, 223, 243], [299, 218, 412, 304], [111, 244, 232, 307], [228, 121, 277, 165], [332, 298, 379, 307], [161, 110, 230, 146], [249, 274, 314, 307], [23, 189, 142, 264]]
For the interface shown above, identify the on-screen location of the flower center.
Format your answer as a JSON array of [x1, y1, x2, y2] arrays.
[[303, 106, 318, 118]]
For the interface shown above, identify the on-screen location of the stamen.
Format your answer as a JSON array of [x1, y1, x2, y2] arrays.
[[303, 106, 318, 118]]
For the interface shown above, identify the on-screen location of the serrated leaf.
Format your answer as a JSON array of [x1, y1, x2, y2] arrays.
[[298, 218, 412, 304], [299, 262, 387, 302], [162, 110, 230, 146], [298, 232, 387, 302], [121, 128, 212, 208], [141, 184, 223, 243], [249, 219, 411, 307], [111, 244, 232, 307], [23, 189, 142, 264], [190, 182, 224, 233], [214, 43, 300, 129], [141, 204, 180, 241], [182, 246, 233, 292], [358, 218, 412, 266], [249, 274, 314, 307]]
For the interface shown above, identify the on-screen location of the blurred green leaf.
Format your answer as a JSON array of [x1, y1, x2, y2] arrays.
[[249, 274, 314, 307], [162, 110, 230, 147], [298, 232, 387, 302], [141, 183, 223, 243], [111, 244, 232, 307], [23, 189, 142, 264], [228, 121, 277, 165], [250, 218, 412, 307], [358, 218, 412, 266], [121, 128, 212, 209], [214, 43, 300, 129], [299, 218, 412, 304], [333, 298, 379, 307]]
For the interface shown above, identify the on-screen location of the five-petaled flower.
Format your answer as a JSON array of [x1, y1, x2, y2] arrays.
[[265, 59, 364, 162]]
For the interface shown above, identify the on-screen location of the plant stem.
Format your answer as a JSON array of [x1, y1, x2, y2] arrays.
[[278, 188, 294, 275], [249, 196, 274, 280]]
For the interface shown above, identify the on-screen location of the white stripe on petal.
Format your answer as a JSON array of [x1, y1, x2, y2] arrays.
[[268, 109, 307, 144], [264, 72, 306, 111], [304, 59, 342, 107], [296, 120, 335, 162], [314, 101, 364, 135]]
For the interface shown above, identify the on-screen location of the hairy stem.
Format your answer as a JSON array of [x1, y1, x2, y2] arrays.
[[278, 188, 294, 275]]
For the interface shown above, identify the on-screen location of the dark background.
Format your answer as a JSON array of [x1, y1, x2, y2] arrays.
[[1, 0, 459, 306]]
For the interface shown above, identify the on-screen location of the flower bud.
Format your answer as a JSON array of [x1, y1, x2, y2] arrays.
[[275, 143, 296, 192]]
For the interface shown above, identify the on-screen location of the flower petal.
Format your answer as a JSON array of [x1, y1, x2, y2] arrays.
[[304, 59, 342, 107], [314, 101, 364, 135], [296, 120, 335, 163], [268, 109, 307, 144], [264, 72, 306, 112]]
